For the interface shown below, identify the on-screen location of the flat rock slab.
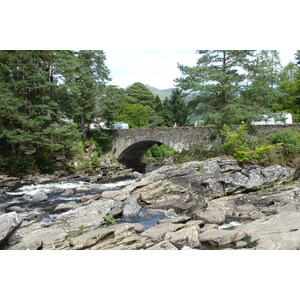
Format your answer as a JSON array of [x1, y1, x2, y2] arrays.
[[141, 223, 186, 243], [255, 231, 300, 250], [10, 228, 67, 250], [238, 211, 300, 243], [0, 212, 22, 248], [199, 229, 245, 246], [165, 226, 201, 249], [54, 200, 116, 234], [70, 227, 115, 250], [192, 209, 226, 225], [147, 240, 178, 250]]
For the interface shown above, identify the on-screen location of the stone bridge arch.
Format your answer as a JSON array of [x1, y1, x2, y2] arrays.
[[111, 124, 300, 172], [112, 127, 215, 171]]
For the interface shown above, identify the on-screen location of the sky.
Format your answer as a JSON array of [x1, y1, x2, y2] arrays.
[[105, 50, 298, 90]]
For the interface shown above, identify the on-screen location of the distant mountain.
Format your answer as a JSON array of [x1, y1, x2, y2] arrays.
[[144, 85, 174, 100]]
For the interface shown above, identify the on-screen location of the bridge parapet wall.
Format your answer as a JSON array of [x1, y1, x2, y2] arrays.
[[112, 124, 300, 170]]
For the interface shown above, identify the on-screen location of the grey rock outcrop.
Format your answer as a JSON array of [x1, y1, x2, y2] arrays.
[[0, 212, 22, 248], [123, 194, 142, 217], [32, 193, 48, 202]]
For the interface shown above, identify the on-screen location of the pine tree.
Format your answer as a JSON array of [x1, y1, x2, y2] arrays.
[[176, 50, 255, 126], [61, 50, 111, 139], [0, 50, 81, 174], [162, 89, 191, 126]]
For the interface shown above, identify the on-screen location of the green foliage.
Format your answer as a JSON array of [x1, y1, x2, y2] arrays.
[[220, 124, 249, 154], [162, 89, 192, 126], [88, 129, 113, 155], [0, 50, 83, 175], [116, 103, 152, 128], [176, 50, 288, 127], [269, 129, 300, 154], [221, 124, 279, 162], [103, 215, 116, 225], [144, 144, 176, 158], [126, 82, 156, 107]]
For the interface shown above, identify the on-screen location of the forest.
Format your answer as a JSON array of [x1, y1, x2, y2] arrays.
[[0, 50, 300, 175]]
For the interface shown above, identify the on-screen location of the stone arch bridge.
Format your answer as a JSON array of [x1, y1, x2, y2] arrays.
[[111, 124, 300, 171]]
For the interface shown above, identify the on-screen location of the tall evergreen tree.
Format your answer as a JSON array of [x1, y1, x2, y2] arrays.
[[162, 89, 191, 126], [62, 50, 111, 139], [175, 50, 255, 126], [0, 50, 81, 174]]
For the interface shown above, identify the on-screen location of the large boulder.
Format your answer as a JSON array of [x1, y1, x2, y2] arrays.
[[238, 211, 300, 249], [54, 200, 116, 235], [0, 212, 22, 248], [123, 194, 142, 217], [165, 226, 201, 249], [32, 193, 48, 202], [144, 158, 295, 204], [199, 228, 245, 246]]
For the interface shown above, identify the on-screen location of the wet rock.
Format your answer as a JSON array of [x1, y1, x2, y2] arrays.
[[199, 229, 245, 246], [132, 171, 142, 179], [0, 212, 22, 248], [5, 206, 26, 213], [76, 186, 89, 192], [54, 201, 80, 213], [123, 194, 142, 217], [32, 193, 48, 202], [61, 189, 74, 197], [80, 194, 101, 203], [158, 216, 191, 224], [101, 190, 129, 201]]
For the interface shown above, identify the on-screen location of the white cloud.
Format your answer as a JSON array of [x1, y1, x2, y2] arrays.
[[106, 50, 298, 90]]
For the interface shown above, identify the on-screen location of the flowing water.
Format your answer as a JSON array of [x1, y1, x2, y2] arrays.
[[0, 179, 135, 226]]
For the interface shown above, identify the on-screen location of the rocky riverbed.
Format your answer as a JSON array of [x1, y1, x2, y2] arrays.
[[1, 157, 300, 250]]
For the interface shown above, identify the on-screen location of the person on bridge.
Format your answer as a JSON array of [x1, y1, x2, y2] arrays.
[[173, 122, 177, 128]]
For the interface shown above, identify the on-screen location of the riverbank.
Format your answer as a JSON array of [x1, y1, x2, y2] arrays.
[[1, 157, 300, 250]]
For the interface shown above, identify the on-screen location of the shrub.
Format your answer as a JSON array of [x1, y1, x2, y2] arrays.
[[103, 215, 116, 225], [269, 129, 300, 154], [221, 124, 280, 163], [144, 144, 176, 158]]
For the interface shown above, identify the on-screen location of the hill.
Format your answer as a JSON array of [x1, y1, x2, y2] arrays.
[[144, 85, 174, 100]]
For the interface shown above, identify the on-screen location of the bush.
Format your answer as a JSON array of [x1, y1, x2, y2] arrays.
[[269, 129, 300, 154], [221, 124, 280, 163], [0, 156, 35, 175], [103, 215, 116, 225], [144, 144, 176, 158]]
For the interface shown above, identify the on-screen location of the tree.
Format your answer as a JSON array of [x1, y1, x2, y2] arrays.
[[273, 51, 300, 121], [123, 82, 164, 127], [0, 50, 81, 174], [162, 89, 191, 126], [116, 104, 152, 128], [239, 50, 286, 123], [175, 50, 255, 127], [126, 82, 156, 107], [62, 50, 111, 139]]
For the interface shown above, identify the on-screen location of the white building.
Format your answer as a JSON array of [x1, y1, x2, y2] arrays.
[[251, 113, 292, 125]]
